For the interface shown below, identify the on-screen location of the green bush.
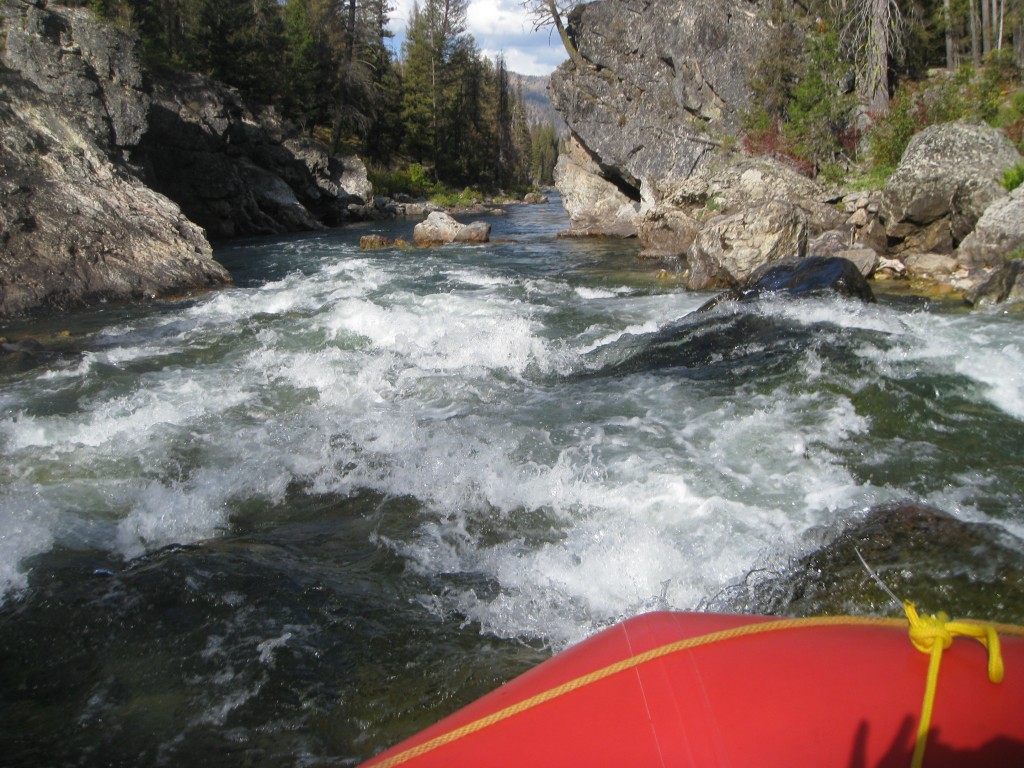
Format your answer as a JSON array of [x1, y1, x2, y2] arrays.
[[1003, 162, 1024, 192], [869, 88, 922, 172], [428, 186, 476, 207], [407, 163, 433, 196], [367, 163, 438, 198], [997, 90, 1024, 152], [368, 164, 490, 207], [866, 59, 1024, 173]]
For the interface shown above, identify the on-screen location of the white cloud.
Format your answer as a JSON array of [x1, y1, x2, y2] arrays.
[[467, 0, 531, 36], [482, 44, 563, 77], [387, 0, 567, 76], [389, 0, 416, 31]]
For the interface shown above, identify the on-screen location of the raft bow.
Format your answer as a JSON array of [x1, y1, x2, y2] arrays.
[[361, 605, 1024, 768]]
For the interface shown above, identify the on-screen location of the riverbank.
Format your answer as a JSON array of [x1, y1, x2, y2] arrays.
[[5, 1, 1024, 321]]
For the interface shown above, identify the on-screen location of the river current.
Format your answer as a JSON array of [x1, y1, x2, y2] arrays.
[[1, 197, 1022, 765]]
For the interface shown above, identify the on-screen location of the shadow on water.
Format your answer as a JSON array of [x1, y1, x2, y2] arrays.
[[0, 490, 547, 767]]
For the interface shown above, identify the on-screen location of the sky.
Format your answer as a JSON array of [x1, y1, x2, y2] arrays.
[[386, 0, 569, 77]]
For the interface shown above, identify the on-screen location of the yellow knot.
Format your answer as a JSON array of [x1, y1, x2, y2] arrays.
[[903, 600, 1004, 768]]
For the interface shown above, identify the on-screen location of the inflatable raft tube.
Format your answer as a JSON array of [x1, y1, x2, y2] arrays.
[[361, 609, 1024, 768]]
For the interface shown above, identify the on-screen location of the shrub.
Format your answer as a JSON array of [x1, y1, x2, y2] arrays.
[[407, 163, 433, 197], [367, 163, 440, 199], [780, 30, 857, 176], [868, 88, 923, 172], [428, 186, 476, 207], [998, 90, 1024, 152], [1003, 162, 1024, 193]]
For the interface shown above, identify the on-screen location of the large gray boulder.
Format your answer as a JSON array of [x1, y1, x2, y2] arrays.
[[550, 0, 768, 212], [964, 260, 1024, 307], [140, 73, 374, 238], [957, 185, 1024, 268], [413, 212, 491, 246], [685, 199, 809, 290], [1, 0, 148, 155], [661, 156, 845, 234], [637, 209, 701, 259], [554, 136, 641, 236], [0, 1, 230, 317], [879, 121, 1023, 253]]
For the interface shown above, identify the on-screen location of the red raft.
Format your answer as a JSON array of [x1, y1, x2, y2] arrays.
[[361, 610, 1024, 768]]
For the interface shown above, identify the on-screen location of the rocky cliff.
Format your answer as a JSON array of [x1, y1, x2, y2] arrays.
[[0, 0, 229, 316], [138, 73, 374, 240], [549, 0, 766, 220], [0, 0, 374, 318], [550, 0, 1024, 305]]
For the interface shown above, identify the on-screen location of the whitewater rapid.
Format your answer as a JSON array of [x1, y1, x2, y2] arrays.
[[2, 213, 1023, 653]]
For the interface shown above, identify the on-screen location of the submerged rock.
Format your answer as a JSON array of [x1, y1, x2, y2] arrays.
[[359, 235, 392, 250], [744, 256, 875, 301], [698, 256, 875, 311], [711, 502, 1024, 624]]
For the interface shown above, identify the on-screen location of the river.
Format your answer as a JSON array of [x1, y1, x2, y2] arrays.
[[1, 196, 1022, 766]]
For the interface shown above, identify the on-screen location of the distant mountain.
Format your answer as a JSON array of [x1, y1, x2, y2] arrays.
[[512, 74, 568, 136]]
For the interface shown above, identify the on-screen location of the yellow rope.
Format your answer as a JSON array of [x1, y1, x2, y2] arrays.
[[364, 612, 1022, 768], [903, 601, 1004, 768]]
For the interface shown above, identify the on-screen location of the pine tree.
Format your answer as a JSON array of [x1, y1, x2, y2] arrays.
[[511, 80, 534, 188], [782, 27, 858, 173], [401, 2, 439, 162], [282, 0, 321, 128], [358, 0, 404, 161], [530, 123, 560, 185]]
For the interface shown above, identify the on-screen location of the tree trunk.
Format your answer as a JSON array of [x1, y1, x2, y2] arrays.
[[346, 0, 357, 64], [546, 0, 587, 70], [981, 0, 992, 54], [866, 0, 890, 114], [970, 0, 982, 65], [944, 0, 955, 68], [996, 0, 1005, 49]]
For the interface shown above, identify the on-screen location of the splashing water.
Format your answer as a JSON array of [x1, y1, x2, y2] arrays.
[[1, 199, 1022, 765]]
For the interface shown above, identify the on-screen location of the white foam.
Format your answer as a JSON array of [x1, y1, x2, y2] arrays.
[[574, 286, 619, 300], [954, 339, 1024, 420], [576, 320, 661, 356], [374, 378, 877, 648], [256, 631, 294, 666], [0, 487, 58, 596], [4, 373, 253, 451], [2, 237, 1021, 641]]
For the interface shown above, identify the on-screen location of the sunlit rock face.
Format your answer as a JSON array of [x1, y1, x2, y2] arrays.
[[549, 0, 768, 215]]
